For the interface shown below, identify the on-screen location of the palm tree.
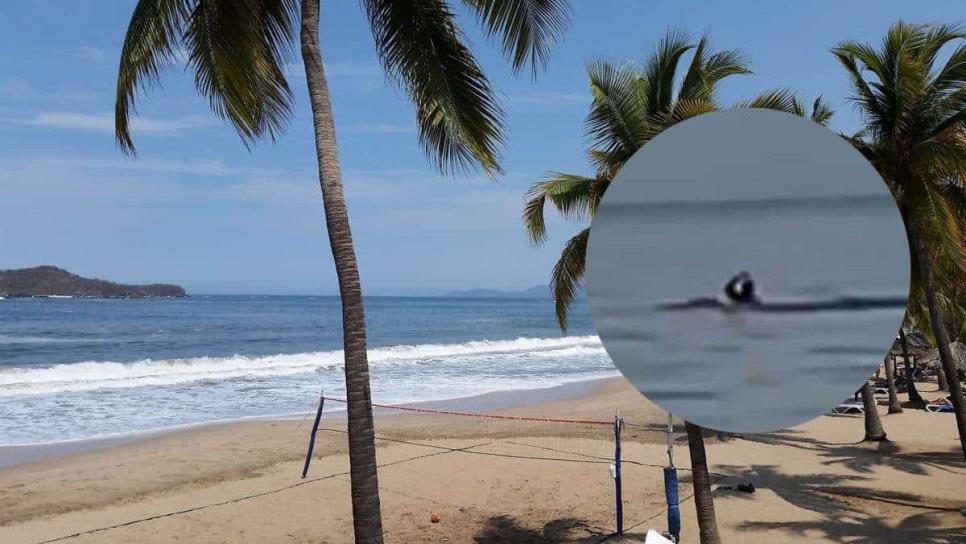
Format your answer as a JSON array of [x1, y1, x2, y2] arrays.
[[884, 354, 903, 413], [522, 30, 832, 544], [684, 422, 721, 544], [860, 382, 888, 441], [898, 326, 925, 405], [115, 1, 572, 541], [833, 21, 966, 461]]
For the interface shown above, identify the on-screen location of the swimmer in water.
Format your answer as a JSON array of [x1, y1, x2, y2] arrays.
[[724, 271, 760, 305]]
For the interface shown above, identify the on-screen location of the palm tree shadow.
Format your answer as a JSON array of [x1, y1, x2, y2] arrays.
[[740, 512, 965, 543], [734, 429, 965, 476], [472, 515, 624, 543], [715, 464, 965, 543]]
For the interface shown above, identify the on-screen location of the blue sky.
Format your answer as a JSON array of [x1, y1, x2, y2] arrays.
[[1, 1, 962, 295]]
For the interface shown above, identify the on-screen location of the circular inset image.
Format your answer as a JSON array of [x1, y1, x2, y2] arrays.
[[586, 109, 908, 433]]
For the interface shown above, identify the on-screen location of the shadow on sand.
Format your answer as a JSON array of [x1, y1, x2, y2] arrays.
[[732, 428, 965, 476], [472, 515, 624, 543], [707, 430, 966, 543]]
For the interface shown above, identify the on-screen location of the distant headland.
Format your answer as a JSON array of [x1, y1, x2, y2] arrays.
[[444, 285, 552, 299], [0, 266, 186, 298]]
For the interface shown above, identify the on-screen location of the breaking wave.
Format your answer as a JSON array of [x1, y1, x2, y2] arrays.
[[0, 336, 605, 397]]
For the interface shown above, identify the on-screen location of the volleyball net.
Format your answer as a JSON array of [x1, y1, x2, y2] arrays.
[[301, 393, 687, 542]]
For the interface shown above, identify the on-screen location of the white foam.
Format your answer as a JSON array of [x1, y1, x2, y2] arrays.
[[0, 336, 604, 397]]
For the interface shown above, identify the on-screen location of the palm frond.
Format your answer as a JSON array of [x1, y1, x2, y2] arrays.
[[810, 96, 835, 125], [931, 43, 966, 94], [647, 97, 715, 141], [734, 90, 836, 126], [551, 227, 589, 331], [734, 88, 800, 114], [698, 49, 751, 93], [364, 0, 505, 177], [677, 33, 709, 102], [832, 43, 888, 130], [184, 0, 297, 145], [642, 29, 693, 114], [920, 22, 966, 74], [585, 60, 648, 161], [116, 0, 297, 154], [522, 172, 595, 244], [463, 0, 571, 76], [115, 0, 192, 154]]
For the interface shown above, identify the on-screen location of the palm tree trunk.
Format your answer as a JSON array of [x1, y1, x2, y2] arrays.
[[300, 1, 384, 541], [685, 421, 721, 544], [911, 231, 966, 461], [884, 356, 902, 414], [937, 365, 950, 392], [898, 328, 924, 405], [860, 383, 887, 441]]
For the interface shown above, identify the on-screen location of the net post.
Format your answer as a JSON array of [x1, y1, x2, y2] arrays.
[[664, 412, 681, 542], [666, 412, 674, 467], [613, 414, 624, 536], [301, 391, 326, 478]]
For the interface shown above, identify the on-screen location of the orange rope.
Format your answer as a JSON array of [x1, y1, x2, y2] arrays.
[[322, 396, 612, 426]]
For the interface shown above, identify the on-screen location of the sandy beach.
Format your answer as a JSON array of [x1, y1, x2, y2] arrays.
[[1, 377, 963, 543]]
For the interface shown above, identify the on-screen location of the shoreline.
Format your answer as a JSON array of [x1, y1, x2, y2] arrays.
[[0, 375, 617, 470], [1, 375, 961, 543]]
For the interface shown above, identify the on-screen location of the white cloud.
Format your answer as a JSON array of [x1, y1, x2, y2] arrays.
[[22, 112, 216, 134]]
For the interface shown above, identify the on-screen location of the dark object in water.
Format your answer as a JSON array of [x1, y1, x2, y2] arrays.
[[737, 483, 756, 493], [724, 271, 758, 304], [662, 272, 906, 312], [659, 296, 906, 312]]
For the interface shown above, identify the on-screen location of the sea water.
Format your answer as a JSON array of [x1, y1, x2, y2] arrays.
[[0, 295, 613, 445]]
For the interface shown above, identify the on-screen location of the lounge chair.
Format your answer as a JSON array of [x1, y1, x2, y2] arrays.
[[829, 399, 865, 415], [926, 395, 960, 413]]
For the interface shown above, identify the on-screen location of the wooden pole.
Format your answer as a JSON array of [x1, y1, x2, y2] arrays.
[[614, 415, 624, 536], [301, 392, 326, 478]]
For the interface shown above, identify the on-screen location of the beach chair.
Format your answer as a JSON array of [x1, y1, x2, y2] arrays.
[[829, 398, 864, 415], [926, 395, 958, 413]]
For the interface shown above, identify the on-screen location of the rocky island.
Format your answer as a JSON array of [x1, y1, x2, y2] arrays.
[[0, 266, 186, 298]]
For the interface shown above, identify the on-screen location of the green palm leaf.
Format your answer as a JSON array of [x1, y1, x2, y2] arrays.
[[551, 227, 589, 331], [116, 0, 297, 154], [523, 172, 596, 244], [363, 0, 506, 177], [115, 0, 191, 153], [464, 0, 571, 75], [585, 60, 648, 162]]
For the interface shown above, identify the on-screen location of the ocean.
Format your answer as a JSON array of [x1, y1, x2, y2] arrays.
[[587, 194, 909, 432], [0, 295, 613, 446]]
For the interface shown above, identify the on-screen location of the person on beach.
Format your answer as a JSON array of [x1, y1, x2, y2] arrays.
[[724, 271, 759, 305]]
